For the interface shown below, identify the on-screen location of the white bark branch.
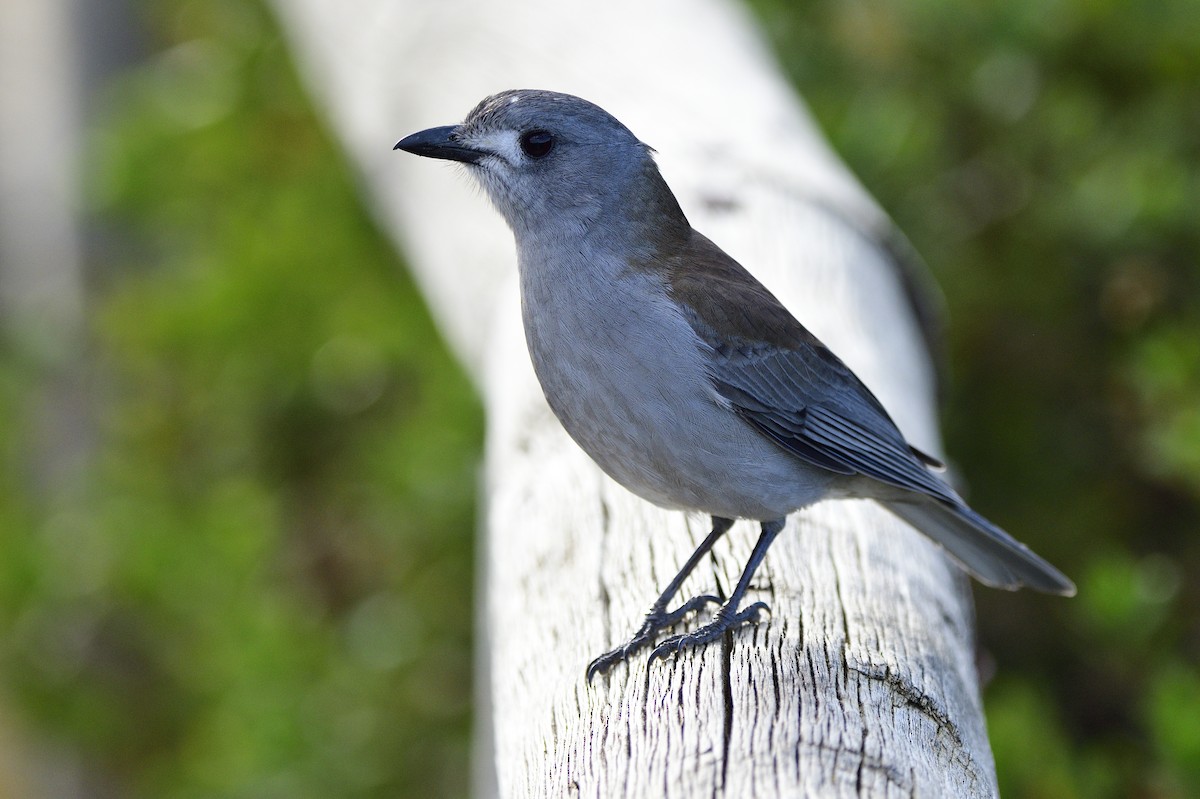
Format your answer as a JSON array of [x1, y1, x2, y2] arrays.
[[270, 1, 998, 796], [0, 0, 85, 350]]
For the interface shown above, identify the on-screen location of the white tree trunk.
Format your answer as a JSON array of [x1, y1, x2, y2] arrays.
[[270, 1, 999, 796]]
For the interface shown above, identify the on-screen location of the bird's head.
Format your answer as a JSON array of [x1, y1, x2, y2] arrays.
[[395, 90, 687, 245]]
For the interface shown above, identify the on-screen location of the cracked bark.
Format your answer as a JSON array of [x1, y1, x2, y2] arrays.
[[269, 0, 1000, 795]]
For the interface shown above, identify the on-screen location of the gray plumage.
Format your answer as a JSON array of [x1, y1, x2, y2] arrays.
[[395, 89, 1074, 676]]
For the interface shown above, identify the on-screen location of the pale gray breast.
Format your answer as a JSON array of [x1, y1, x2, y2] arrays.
[[516, 245, 834, 519], [518, 248, 708, 468]]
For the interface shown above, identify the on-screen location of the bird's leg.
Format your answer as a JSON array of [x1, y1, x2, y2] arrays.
[[649, 518, 785, 664], [586, 516, 734, 680]]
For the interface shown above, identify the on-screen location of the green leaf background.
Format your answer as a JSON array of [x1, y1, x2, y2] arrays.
[[0, 0, 1195, 796]]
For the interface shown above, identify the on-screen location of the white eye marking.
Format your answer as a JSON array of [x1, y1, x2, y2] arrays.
[[470, 130, 526, 165]]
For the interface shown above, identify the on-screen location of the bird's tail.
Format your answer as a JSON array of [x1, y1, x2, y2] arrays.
[[881, 497, 1075, 595]]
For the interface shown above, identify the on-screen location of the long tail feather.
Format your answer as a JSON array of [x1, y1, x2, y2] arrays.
[[882, 498, 1075, 595]]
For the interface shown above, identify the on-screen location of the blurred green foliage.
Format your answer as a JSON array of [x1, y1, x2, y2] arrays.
[[1, 1, 479, 796], [748, 0, 1200, 795], [0, 0, 1196, 796]]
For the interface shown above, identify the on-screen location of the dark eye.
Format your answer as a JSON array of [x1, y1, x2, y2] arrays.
[[519, 130, 555, 159]]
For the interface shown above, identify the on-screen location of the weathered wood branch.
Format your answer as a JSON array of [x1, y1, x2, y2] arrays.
[[270, 0, 998, 795]]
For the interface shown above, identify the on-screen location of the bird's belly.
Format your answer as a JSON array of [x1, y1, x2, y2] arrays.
[[522, 275, 832, 520], [569, 385, 824, 520]]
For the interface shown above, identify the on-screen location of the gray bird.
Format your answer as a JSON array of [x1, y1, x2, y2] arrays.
[[395, 90, 1074, 679]]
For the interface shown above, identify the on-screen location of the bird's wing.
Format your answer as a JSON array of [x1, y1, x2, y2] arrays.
[[667, 231, 952, 502]]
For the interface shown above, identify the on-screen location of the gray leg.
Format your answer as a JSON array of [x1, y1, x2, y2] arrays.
[[649, 518, 785, 664], [586, 516, 735, 680]]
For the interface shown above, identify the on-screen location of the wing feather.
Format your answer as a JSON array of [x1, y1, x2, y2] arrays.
[[661, 230, 1074, 595], [667, 231, 949, 501]]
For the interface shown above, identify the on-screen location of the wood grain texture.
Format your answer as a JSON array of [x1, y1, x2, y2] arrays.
[[269, 0, 999, 796]]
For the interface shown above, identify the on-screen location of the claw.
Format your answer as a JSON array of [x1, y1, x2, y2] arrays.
[[647, 636, 684, 664], [586, 594, 724, 681], [588, 518, 785, 681], [738, 601, 771, 623], [655, 594, 721, 628], [647, 601, 772, 665]]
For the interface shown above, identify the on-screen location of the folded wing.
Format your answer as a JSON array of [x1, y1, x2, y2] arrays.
[[668, 231, 1075, 595]]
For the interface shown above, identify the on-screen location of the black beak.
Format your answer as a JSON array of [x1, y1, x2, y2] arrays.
[[393, 125, 484, 164]]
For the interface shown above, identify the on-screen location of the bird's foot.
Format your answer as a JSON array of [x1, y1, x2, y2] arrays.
[[648, 601, 771, 664], [586, 594, 721, 681]]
